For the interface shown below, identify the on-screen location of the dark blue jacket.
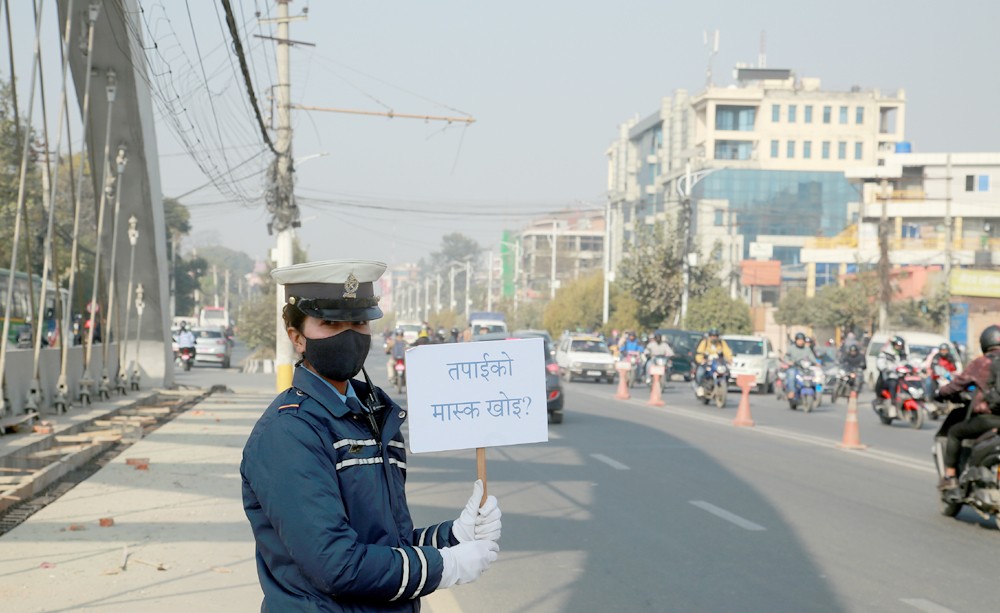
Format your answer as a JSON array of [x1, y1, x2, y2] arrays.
[[241, 366, 457, 611]]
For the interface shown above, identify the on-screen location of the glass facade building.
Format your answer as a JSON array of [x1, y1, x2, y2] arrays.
[[692, 169, 857, 264]]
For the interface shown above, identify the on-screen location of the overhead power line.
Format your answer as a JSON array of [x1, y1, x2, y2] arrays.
[[219, 0, 278, 156]]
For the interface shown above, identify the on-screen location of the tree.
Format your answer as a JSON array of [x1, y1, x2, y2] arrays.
[[237, 265, 276, 357], [0, 78, 43, 275], [810, 280, 877, 333], [775, 288, 812, 327], [683, 287, 752, 334], [616, 221, 721, 329], [429, 233, 481, 274], [542, 272, 604, 336]]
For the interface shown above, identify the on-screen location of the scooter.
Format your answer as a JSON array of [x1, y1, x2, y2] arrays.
[[933, 394, 1000, 526], [695, 354, 728, 408], [623, 351, 643, 388], [873, 363, 927, 429], [786, 359, 819, 412], [393, 358, 406, 394], [644, 355, 671, 391], [179, 346, 195, 372]]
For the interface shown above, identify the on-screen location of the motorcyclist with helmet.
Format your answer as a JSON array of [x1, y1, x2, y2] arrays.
[[875, 335, 908, 403], [694, 328, 733, 389], [934, 325, 1000, 493], [449, 327, 460, 343], [643, 333, 674, 380], [839, 344, 867, 393], [782, 332, 821, 397]]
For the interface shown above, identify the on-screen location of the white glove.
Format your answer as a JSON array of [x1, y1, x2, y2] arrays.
[[475, 490, 502, 542], [453, 479, 502, 543], [439, 540, 499, 588]]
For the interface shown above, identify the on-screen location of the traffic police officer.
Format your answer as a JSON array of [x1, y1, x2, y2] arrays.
[[241, 260, 501, 611]]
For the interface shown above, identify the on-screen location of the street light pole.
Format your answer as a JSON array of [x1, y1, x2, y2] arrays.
[[487, 250, 493, 312], [465, 260, 471, 321], [602, 200, 611, 324]]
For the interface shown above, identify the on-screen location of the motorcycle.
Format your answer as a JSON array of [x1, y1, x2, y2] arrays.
[[178, 346, 195, 372], [933, 395, 1000, 526], [872, 363, 927, 429], [828, 367, 863, 404], [786, 359, 819, 412], [393, 358, 406, 394], [623, 351, 643, 388], [644, 354, 671, 391], [927, 365, 956, 420], [695, 354, 728, 408]]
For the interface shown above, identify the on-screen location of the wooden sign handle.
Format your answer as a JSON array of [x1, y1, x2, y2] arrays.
[[476, 447, 487, 507]]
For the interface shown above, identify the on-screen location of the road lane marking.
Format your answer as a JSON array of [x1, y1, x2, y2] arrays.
[[590, 453, 630, 470], [900, 598, 957, 613], [569, 384, 935, 475], [689, 500, 766, 531]]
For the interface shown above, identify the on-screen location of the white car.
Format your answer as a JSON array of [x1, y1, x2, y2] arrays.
[[555, 335, 617, 383], [723, 334, 779, 393]]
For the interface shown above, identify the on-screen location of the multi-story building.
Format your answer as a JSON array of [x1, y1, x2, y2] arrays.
[[607, 68, 908, 294], [800, 152, 1000, 293], [518, 211, 605, 299]]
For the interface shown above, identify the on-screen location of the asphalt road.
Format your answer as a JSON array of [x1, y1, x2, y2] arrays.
[[373, 353, 996, 613], [174, 347, 996, 612]]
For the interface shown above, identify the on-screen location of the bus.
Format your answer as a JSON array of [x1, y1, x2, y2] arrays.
[[0, 268, 68, 347]]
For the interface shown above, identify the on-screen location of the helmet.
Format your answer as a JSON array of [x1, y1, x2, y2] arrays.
[[891, 335, 905, 351], [708, 328, 719, 337], [848, 344, 859, 354], [938, 342, 950, 353], [653, 334, 662, 342], [437, 328, 446, 336], [794, 332, 806, 342], [980, 325, 1000, 353], [451, 327, 459, 334]]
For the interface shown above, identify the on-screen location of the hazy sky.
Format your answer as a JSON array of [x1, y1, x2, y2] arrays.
[[10, 0, 1000, 268]]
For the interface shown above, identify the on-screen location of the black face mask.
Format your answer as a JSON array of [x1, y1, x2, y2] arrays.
[[304, 329, 371, 382]]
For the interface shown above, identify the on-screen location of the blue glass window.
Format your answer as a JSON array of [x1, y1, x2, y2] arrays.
[[822, 106, 831, 124], [715, 106, 757, 131], [967, 175, 991, 192], [803, 141, 812, 159], [981, 175, 991, 191], [714, 140, 754, 160], [838, 141, 847, 159], [854, 142, 863, 160], [772, 104, 780, 122], [856, 107, 864, 124], [822, 141, 831, 159], [839, 106, 848, 124], [771, 140, 780, 158], [788, 105, 797, 122], [787, 141, 796, 158], [804, 105, 813, 123]]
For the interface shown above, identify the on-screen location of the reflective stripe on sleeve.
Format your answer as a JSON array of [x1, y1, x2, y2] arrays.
[[410, 547, 429, 599], [388, 458, 407, 470], [418, 526, 430, 545], [388, 440, 405, 449], [390, 547, 410, 601]]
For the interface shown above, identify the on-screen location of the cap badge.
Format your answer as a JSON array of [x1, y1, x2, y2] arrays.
[[344, 272, 359, 299]]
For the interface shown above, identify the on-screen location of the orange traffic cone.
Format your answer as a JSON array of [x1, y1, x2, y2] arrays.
[[614, 363, 631, 400], [839, 390, 866, 449], [647, 374, 665, 407], [732, 374, 755, 427]]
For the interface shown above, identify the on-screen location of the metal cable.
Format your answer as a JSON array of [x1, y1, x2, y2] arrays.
[[219, 0, 278, 155]]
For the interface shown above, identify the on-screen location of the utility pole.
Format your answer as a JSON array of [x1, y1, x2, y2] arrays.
[[943, 154, 953, 336], [602, 201, 611, 324], [465, 260, 471, 322], [550, 220, 558, 300], [680, 162, 693, 323], [877, 179, 891, 333], [266, 0, 305, 391], [487, 250, 493, 312]]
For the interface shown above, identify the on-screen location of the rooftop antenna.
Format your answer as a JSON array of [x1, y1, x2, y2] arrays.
[[759, 30, 767, 68], [704, 29, 719, 87]]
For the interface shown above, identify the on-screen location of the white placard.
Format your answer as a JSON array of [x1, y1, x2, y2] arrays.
[[405, 338, 548, 453]]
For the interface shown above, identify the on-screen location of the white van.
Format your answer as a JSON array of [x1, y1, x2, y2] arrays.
[[864, 331, 963, 386]]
